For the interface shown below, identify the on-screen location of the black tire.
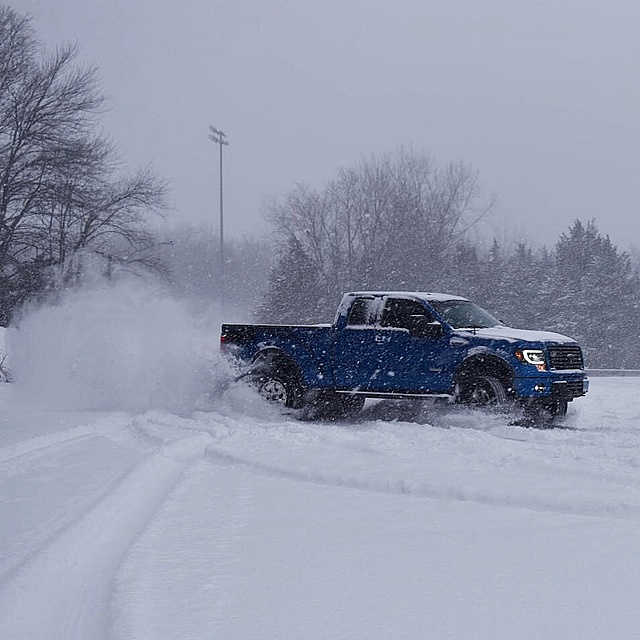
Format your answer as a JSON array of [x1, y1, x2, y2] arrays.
[[550, 398, 568, 418], [251, 372, 300, 409], [460, 375, 508, 409]]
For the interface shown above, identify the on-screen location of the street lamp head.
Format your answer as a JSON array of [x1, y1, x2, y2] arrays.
[[208, 125, 228, 141], [208, 132, 229, 145]]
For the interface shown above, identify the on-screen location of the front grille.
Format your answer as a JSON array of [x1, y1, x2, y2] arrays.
[[548, 345, 584, 370]]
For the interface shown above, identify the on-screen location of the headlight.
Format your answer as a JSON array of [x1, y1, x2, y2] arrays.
[[515, 349, 547, 371]]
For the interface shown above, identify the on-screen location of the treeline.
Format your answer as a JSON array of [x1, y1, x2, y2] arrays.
[[3, 5, 640, 369], [0, 5, 271, 324], [257, 150, 640, 369]]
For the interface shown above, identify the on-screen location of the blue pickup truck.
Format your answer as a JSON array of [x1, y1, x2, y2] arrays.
[[221, 291, 588, 421]]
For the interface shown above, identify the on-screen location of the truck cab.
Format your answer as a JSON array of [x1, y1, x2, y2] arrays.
[[333, 291, 588, 416]]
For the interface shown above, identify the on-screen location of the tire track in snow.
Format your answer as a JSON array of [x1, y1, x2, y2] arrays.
[[204, 446, 640, 522], [1, 447, 139, 583], [0, 432, 212, 640], [0, 414, 135, 464], [0, 414, 171, 583]]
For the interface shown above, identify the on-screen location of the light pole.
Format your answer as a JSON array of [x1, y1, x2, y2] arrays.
[[208, 125, 228, 306]]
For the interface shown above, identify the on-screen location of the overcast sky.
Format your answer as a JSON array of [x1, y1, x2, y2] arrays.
[[13, 0, 640, 248]]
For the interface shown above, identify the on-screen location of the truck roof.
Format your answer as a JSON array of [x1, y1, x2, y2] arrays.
[[346, 291, 469, 303]]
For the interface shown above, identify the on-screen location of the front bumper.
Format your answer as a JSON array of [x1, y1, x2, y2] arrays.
[[514, 374, 589, 400], [551, 378, 590, 399]]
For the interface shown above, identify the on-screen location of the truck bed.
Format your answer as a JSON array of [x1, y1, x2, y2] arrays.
[[221, 323, 336, 388]]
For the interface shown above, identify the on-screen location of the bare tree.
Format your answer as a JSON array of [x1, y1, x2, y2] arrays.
[[265, 147, 493, 318], [0, 5, 166, 320], [0, 6, 34, 96]]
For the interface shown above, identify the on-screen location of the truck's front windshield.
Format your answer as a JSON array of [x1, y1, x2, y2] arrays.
[[431, 300, 502, 330]]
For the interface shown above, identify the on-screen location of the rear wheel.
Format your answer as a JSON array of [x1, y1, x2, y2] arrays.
[[251, 371, 301, 409]]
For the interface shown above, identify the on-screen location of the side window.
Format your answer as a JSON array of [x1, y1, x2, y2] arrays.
[[347, 298, 378, 326], [380, 299, 432, 329]]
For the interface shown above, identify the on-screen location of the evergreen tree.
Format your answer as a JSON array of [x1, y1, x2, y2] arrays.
[[547, 220, 640, 367], [440, 241, 482, 298], [500, 242, 543, 328], [474, 239, 506, 317], [257, 236, 325, 324]]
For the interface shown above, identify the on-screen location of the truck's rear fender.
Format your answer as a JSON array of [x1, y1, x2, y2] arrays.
[[454, 353, 515, 398], [223, 324, 334, 387], [250, 348, 304, 385], [249, 331, 334, 389]]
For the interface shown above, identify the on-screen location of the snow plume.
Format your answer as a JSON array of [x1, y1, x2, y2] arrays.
[[7, 278, 234, 414]]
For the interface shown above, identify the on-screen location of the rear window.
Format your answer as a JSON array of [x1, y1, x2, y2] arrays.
[[347, 298, 378, 326]]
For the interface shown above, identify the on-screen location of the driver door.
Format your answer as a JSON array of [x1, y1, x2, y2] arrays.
[[376, 297, 450, 392]]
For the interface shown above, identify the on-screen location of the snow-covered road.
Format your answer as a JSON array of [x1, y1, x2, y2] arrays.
[[2, 377, 640, 639]]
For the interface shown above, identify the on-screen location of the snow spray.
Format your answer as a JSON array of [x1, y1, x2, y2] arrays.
[[7, 277, 234, 414]]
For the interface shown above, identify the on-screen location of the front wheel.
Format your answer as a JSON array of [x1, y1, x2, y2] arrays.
[[459, 375, 508, 409], [548, 398, 568, 418]]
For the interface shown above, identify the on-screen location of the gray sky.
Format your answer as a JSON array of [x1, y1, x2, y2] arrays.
[[14, 0, 640, 248]]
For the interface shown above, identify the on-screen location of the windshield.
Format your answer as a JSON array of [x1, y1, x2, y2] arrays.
[[431, 300, 502, 329]]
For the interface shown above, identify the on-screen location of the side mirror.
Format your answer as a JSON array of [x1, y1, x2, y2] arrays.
[[408, 315, 443, 338]]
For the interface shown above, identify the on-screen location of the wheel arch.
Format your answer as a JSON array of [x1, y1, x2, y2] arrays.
[[455, 353, 515, 396], [251, 348, 305, 389]]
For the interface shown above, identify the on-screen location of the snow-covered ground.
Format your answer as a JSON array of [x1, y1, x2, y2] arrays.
[[1, 283, 640, 639]]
